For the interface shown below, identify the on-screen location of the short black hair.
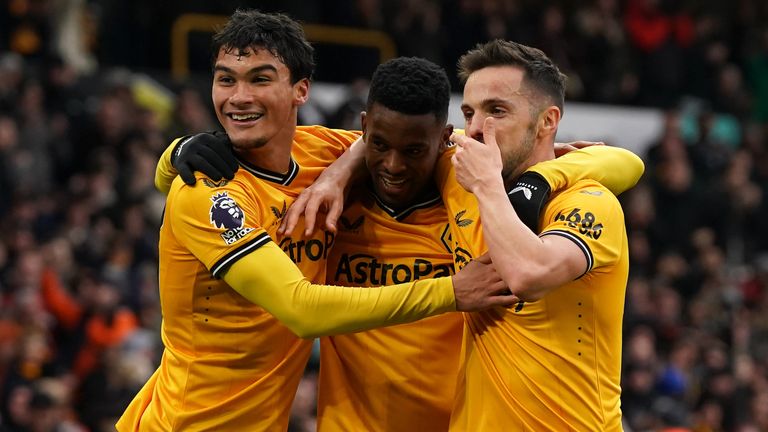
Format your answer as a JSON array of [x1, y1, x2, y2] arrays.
[[367, 57, 450, 123], [211, 9, 315, 83], [458, 39, 566, 112]]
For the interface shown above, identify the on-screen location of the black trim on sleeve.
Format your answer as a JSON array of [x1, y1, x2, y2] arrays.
[[540, 229, 593, 278], [211, 232, 272, 278]]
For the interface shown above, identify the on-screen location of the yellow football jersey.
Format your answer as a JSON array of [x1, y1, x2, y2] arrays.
[[117, 126, 359, 431], [437, 151, 629, 431], [318, 188, 462, 432]]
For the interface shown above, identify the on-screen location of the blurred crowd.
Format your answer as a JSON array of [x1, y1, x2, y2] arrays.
[[619, 107, 768, 430], [0, 0, 768, 431], [315, 0, 768, 118]]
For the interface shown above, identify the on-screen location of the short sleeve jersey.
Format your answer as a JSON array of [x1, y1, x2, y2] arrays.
[[318, 188, 462, 432], [436, 151, 629, 431], [116, 126, 359, 432]]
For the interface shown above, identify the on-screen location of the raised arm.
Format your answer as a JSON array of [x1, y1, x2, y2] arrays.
[[451, 119, 619, 301], [528, 145, 645, 196], [223, 244, 512, 338], [170, 177, 515, 339], [278, 136, 367, 236], [155, 138, 180, 195], [501, 145, 643, 233]]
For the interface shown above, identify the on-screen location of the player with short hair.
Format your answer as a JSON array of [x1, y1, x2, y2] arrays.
[[446, 39, 631, 431], [116, 11, 514, 431], [287, 40, 641, 431], [317, 57, 460, 431]]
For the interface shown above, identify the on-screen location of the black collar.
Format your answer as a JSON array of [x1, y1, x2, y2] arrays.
[[370, 187, 442, 221], [236, 156, 299, 186]]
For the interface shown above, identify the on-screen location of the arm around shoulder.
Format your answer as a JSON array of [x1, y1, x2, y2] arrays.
[[222, 242, 456, 338], [155, 138, 181, 195], [472, 180, 626, 302], [528, 146, 645, 196]]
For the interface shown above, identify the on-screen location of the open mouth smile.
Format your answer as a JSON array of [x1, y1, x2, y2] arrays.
[[381, 177, 407, 188], [228, 113, 264, 121]]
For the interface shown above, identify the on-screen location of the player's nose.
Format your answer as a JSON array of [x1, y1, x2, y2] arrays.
[[466, 115, 485, 143]]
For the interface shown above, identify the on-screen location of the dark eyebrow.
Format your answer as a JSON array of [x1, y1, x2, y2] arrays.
[[367, 131, 387, 143], [480, 98, 510, 107], [461, 98, 513, 112], [213, 64, 278, 75]]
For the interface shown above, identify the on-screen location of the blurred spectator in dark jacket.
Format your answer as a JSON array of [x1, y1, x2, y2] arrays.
[[625, 0, 695, 107]]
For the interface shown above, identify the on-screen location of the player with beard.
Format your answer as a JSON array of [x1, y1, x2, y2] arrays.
[[158, 14, 645, 427], [446, 39, 631, 431], [280, 41, 642, 431], [117, 11, 514, 431]]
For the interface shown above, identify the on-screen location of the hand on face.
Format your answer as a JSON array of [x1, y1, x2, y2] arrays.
[[450, 117, 505, 194]]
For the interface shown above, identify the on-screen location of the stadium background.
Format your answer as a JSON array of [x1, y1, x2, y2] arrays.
[[1, 0, 768, 431]]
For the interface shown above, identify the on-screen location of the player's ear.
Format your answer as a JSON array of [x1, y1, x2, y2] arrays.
[[293, 78, 310, 106], [360, 111, 368, 136], [439, 124, 454, 153], [536, 105, 561, 140]]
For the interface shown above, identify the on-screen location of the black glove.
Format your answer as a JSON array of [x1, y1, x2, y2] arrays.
[[507, 171, 551, 234], [171, 132, 239, 185]]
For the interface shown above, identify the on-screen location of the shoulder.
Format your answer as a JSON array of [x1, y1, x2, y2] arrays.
[[296, 125, 361, 145], [541, 180, 627, 270], [544, 180, 624, 230], [549, 180, 619, 207], [167, 172, 254, 212], [542, 180, 625, 240]]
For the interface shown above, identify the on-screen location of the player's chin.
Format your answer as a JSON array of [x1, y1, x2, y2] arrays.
[[229, 133, 269, 150]]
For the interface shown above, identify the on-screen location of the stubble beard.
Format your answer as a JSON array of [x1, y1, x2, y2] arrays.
[[232, 135, 269, 153], [501, 125, 537, 188]]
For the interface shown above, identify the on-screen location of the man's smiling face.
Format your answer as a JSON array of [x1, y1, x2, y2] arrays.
[[363, 102, 449, 208], [212, 46, 308, 152]]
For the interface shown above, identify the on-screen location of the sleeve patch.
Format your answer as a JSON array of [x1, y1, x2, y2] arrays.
[[210, 191, 254, 245]]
